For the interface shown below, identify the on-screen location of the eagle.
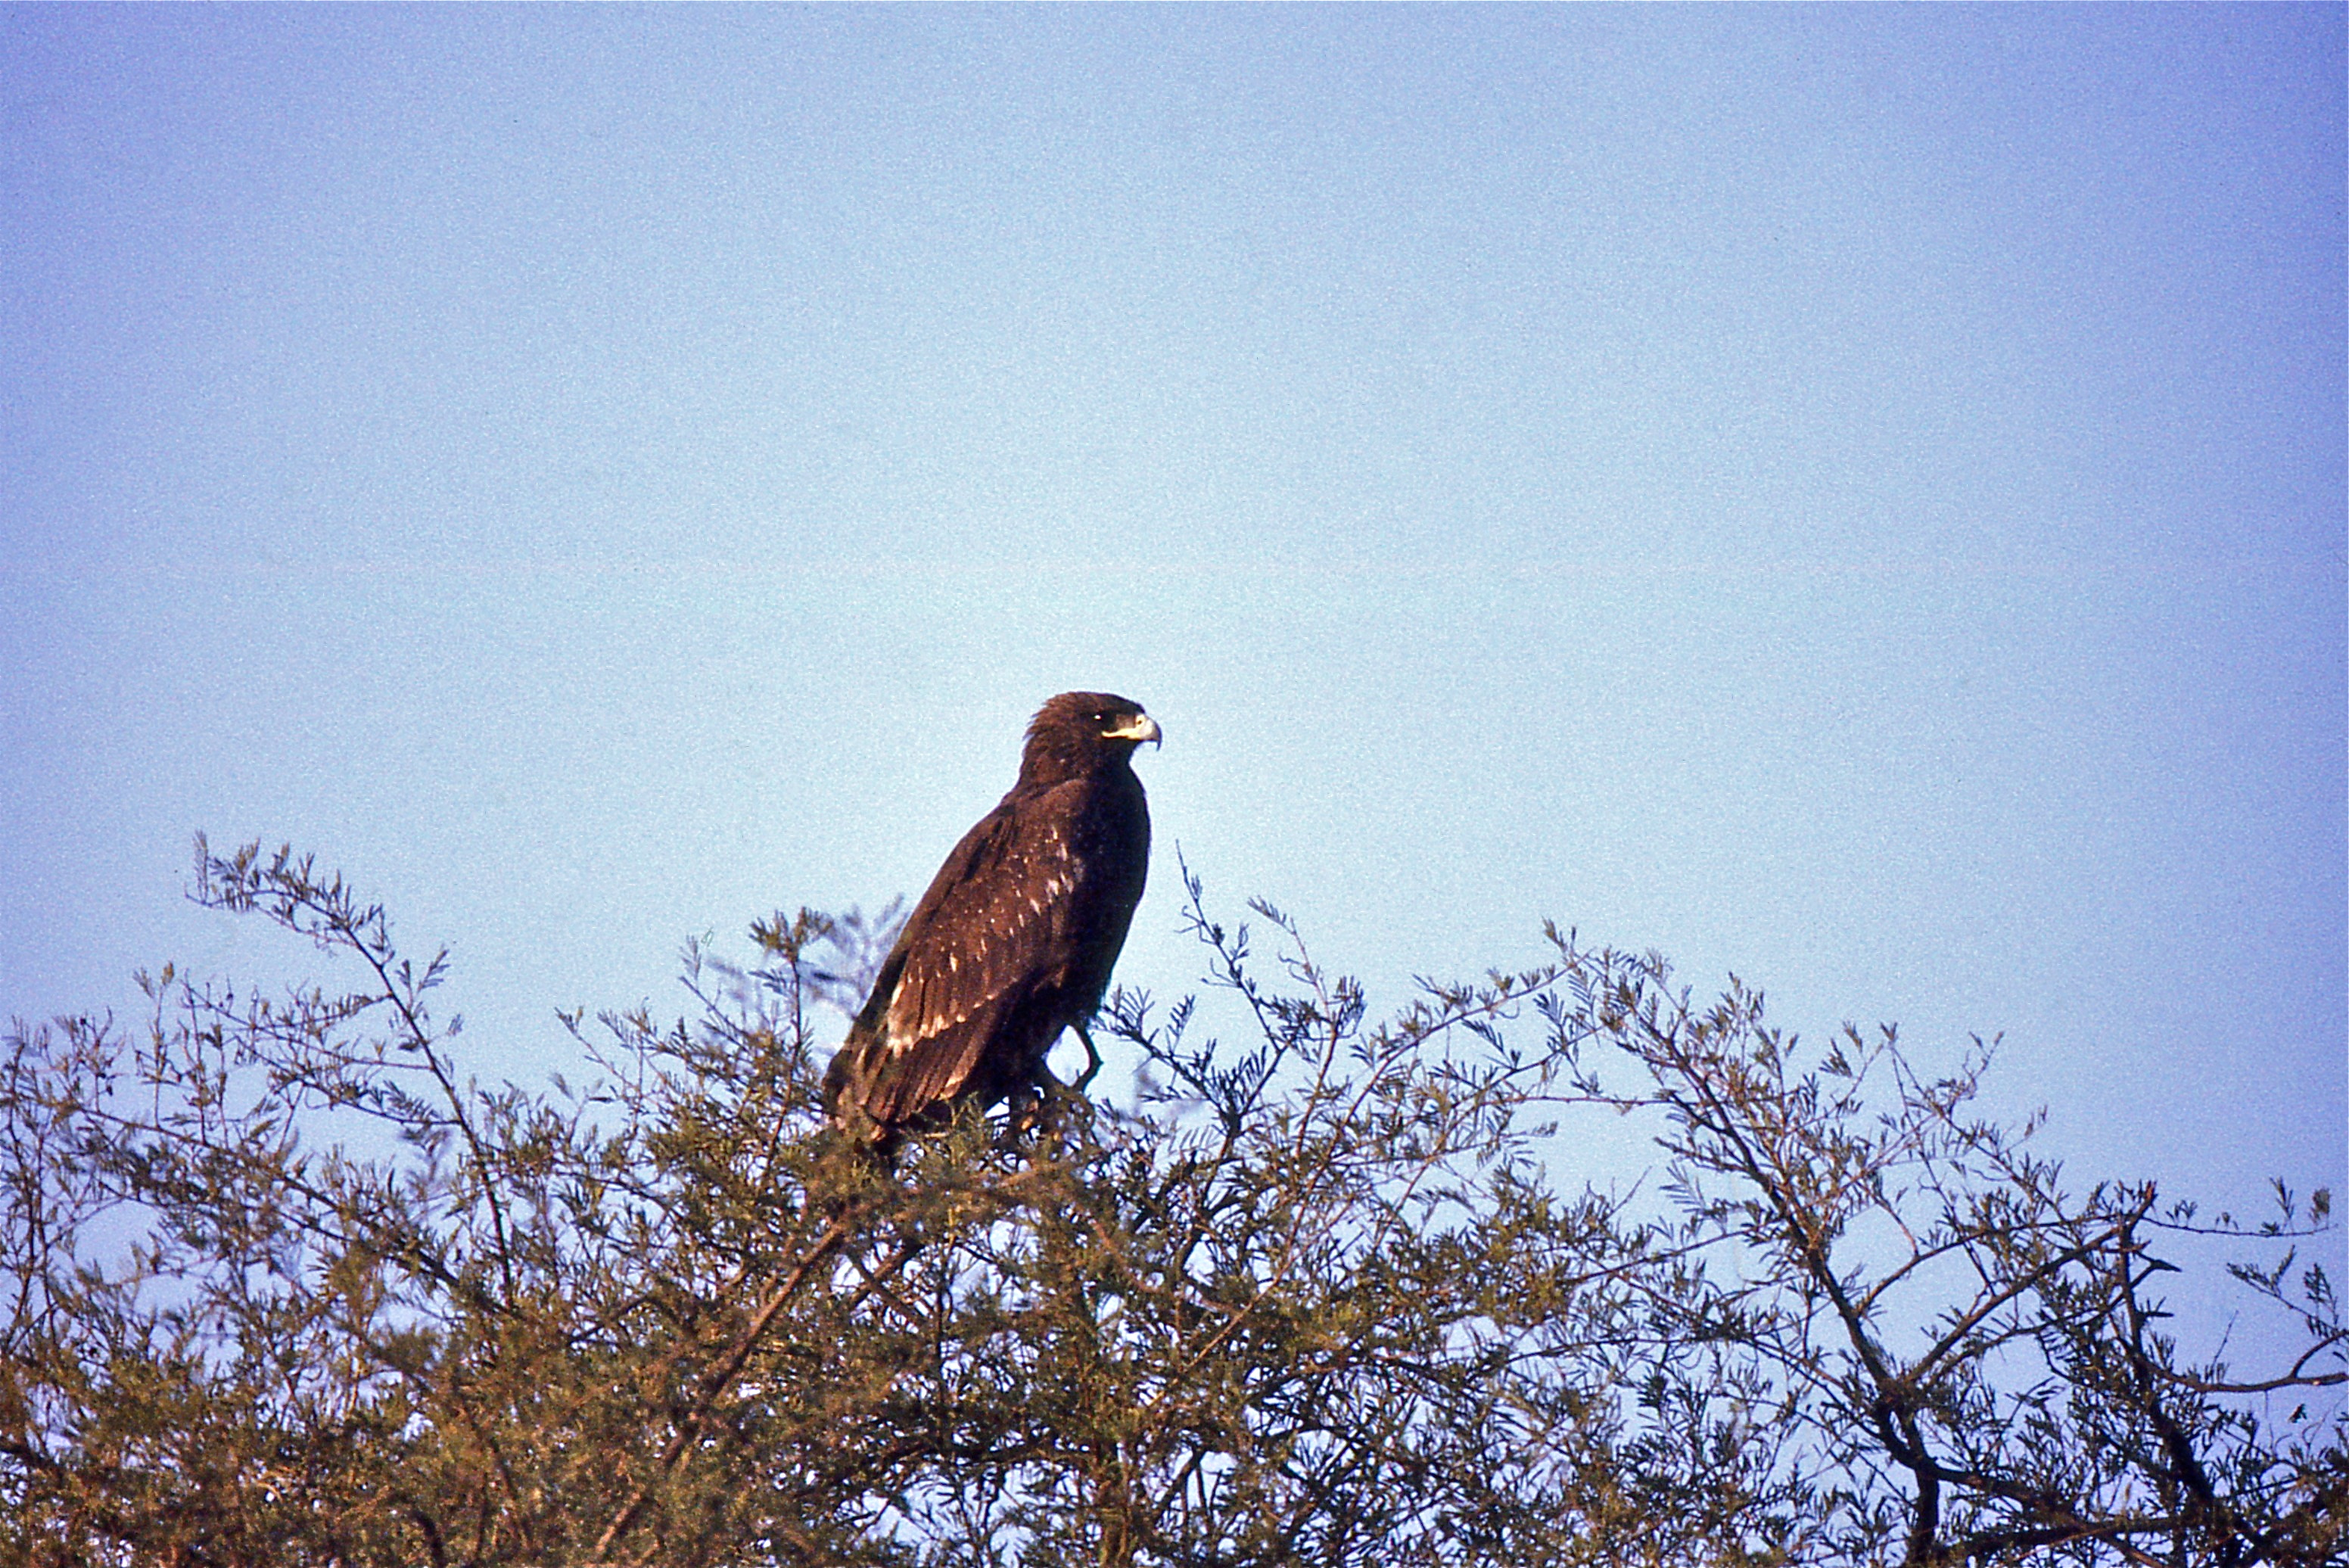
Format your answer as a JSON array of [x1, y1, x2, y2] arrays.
[[823, 692, 1159, 1149]]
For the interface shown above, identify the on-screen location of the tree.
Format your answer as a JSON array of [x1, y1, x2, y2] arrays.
[[2, 838, 2340, 1566]]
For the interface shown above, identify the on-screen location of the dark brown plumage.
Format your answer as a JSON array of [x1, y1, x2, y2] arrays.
[[823, 692, 1159, 1147]]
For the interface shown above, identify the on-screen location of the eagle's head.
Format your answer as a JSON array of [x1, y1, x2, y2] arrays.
[[1023, 692, 1161, 780]]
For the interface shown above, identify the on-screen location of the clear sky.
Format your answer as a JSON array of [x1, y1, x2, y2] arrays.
[[4, 8, 2342, 1252]]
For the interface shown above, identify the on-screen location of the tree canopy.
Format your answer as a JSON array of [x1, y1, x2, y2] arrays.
[[3, 839, 2341, 1566]]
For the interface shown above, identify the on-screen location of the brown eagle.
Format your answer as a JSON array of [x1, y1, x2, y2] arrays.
[[823, 692, 1159, 1146]]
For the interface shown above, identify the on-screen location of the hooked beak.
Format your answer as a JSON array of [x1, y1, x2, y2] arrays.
[[1107, 713, 1162, 747]]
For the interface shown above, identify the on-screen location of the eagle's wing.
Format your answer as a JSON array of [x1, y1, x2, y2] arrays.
[[855, 782, 1087, 1125]]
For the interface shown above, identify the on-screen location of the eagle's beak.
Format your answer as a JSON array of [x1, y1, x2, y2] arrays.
[[1109, 714, 1163, 747]]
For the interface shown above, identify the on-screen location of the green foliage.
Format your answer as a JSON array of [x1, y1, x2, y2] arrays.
[[2, 841, 2340, 1566]]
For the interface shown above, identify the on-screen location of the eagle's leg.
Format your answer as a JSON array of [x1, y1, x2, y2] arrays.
[[1070, 1022, 1102, 1093]]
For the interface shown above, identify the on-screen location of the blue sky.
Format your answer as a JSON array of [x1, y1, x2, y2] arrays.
[[4, 8, 2342, 1255]]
